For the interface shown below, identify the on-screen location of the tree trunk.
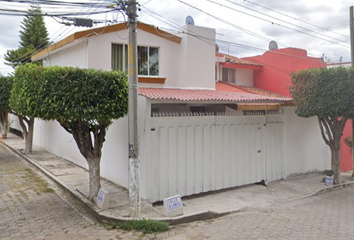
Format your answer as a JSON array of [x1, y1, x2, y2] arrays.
[[87, 156, 101, 200], [18, 116, 34, 154], [331, 146, 341, 184], [25, 118, 34, 153], [59, 120, 106, 200], [0, 121, 6, 135]]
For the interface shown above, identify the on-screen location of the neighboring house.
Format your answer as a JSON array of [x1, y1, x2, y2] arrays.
[[243, 47, 326, 97], [20, 21, 331, 202], [327, 62, 353, 172]]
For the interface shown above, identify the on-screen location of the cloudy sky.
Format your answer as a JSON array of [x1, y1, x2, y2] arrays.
[[0, 0, 353, 76]]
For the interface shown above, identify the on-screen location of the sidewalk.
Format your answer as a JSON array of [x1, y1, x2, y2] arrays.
[[1, 133, 354, 225]]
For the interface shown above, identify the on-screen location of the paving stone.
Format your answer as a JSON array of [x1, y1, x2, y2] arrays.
[[2, 141, 354, 240], [150, 186, 354, 240], [0, 144, 130, 240]]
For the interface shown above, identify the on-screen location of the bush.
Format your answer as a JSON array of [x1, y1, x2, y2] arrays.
[[324, 169, 334, 176]]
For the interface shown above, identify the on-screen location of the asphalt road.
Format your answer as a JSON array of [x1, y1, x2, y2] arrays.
[[1, 143, 354, 240]]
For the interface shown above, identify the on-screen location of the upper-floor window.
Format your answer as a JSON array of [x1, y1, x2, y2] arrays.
[[111, 43, 159, 76], [222, 67, 235, 83], [138, 46, 159, 76], [112, 43, 128, 72]]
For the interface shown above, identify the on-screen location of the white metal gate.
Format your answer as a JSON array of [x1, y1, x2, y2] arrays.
[[146, 113, 284, 202]]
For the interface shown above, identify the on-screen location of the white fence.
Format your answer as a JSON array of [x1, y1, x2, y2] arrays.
[[145, 113, 284, 202]]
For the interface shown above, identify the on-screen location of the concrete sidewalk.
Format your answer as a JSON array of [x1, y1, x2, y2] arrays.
[[1, 133, 354, 225]]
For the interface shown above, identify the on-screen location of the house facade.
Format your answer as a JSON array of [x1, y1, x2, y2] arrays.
[[243, 47, 325, 97], [16, 21, 331, 202], [244, 49, 352, 173], [327, 62, 353, 172]]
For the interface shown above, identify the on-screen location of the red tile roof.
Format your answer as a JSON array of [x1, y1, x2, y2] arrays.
[[239, 86, 289, 99], [215, 81, 254, 93], [138, 87, 291, 102], [216, 81, 288, 99], [216, 53, 262, 66]]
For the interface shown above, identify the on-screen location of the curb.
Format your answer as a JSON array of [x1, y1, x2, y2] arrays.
[[1, 141, 234, 225], [1, 141, 352, 225]]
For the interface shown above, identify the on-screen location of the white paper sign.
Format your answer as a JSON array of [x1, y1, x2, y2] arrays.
[[163, 195, 183, 217], [96, 188, 110, 210]]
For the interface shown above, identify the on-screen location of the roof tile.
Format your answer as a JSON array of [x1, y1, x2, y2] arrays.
[[139, 87, 291, 102]]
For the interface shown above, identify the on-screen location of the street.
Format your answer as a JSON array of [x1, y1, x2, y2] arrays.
[[1, 143, 354, 240], [156, 186, 354, 240]]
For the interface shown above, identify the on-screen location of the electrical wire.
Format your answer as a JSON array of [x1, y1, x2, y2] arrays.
[[176, 0, 285, 45], [243, 0, 350, 40], [139, 7, 327, 72], [219, 0, 350, 46]]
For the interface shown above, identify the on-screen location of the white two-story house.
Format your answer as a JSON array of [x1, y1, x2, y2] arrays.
[[24, 21, 329, 202]]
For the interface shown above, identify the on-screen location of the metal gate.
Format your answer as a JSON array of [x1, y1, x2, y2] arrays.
[[145, 112, 284, 202]]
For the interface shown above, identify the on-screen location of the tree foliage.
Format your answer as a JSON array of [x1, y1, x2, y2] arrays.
[[0, 76, 13, 113], [0, 76, 13, 132], [289, 67, 354, 184], [39, 66, 128, 199], [12, 64, 128, 198], [36, 66, 128, 125], [290, 67, 354, 118], [4, 5, 49, 68], [10, 64, 40, 152]]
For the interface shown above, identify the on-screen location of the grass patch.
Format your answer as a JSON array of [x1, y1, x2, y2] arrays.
[[118, 219, 169, 234], [102, 222, 118, 230], [23, 168, 54, 194]]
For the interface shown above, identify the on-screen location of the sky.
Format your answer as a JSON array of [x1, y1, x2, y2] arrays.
[[0, 0, 353, 76]]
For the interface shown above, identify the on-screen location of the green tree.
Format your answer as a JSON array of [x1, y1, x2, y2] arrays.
[[13, 64, 128, 199], [4, 5, 49, 68], [10, 64, 41, 153], [0, 76, 13, 136], [289, 67, 354, 184]]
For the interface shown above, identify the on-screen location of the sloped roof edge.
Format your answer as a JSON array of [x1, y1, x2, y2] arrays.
[[32, 22, 182, 61], [138, 87, 292, 103]]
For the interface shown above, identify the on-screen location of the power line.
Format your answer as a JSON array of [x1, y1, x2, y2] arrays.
[[139, 6, 331, 70], [243, 0, 350, 40], [175, 0, 349, 60], [176, 0, 286, 46], [2, 1, 116, 67], [0, 8, 115, 16], [224, 0, 349, 44], [206, 0, 350, 49]]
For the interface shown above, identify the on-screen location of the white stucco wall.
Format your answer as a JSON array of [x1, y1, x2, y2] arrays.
[[32, 96, 148, 189], [178, 25, 216, 89], [235, 69, 253, 86], [44, 40, 88, 68], [284, 107, 330, 176], [9, 114, 21, 131], [86, 29, 181, 88]]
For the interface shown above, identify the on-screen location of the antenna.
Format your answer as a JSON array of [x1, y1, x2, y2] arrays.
[[268, 40, 278, 51], [185, 15, 195, 25]]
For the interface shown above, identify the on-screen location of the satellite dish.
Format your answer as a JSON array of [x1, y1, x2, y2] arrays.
[[269, 40, 278, 50], [185, 16, 195, 25]]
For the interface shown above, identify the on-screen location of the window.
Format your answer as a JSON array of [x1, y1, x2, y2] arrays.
[[112, 44, 159, 76], [138, 46, 159, 76], [111, 43, 128, 72], [190, 106, 205, 113], [151, 107, 159, 116], [222, 68, 235, 83]]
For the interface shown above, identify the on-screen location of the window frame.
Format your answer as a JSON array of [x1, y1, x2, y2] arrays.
[[138, 45, 159, 76], [111, 43, 160, 76], [111, 43, 128, 72]]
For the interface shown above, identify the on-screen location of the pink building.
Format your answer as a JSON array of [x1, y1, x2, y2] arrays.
[[244, 48, 352, 172]]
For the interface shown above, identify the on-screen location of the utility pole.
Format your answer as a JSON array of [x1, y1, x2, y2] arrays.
[[350, 6, 354, 178], [127, 0, 140, 217]]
